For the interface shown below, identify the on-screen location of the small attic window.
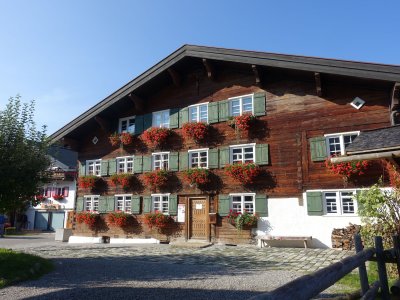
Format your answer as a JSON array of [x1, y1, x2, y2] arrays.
[[350, 97, 365, 110]]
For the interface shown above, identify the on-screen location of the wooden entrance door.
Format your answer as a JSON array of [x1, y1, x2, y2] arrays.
[[189, 198, 208, 240]]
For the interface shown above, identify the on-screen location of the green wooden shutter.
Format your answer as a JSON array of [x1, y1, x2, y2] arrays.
[[307, 192, 324, 216], [218, 100, 229, 121], [78, 161, 86, 176], [219, 147, 230, 168], [179, 107, 189, 128], [169, 108, 180, 129], [106, 196, 115, 212], [134, 156, 143, 173], [134, 115, 144, 135], [143, 196, 152, 213], [142, 156, 152, 172], [310, 137, 328, 162], [255, 194, 268, 217], [169, 152, 179, 171], [144, 113, 152, 131], [253, 92, 266, 116], [131, 195, 140, 214], [218, 194, 230, 217], [179, 151, 188, 171], [108, 159, 117, 175], [208, 149, 219, 169], [256, 144, 269, 165], [101, 160, 109, 176], [208, 102, 219, 123], [98, 196, 107, 213], [76, 197, 84, 212], [168, 194, 178, 215]]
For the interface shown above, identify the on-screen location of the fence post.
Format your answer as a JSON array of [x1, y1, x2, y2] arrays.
[[393, 235, 400, 278], [355, 234, 369, 295], [375, 236, 390, 300]]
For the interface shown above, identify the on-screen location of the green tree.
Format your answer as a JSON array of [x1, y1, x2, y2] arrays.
[[0, 96, 51, 214]]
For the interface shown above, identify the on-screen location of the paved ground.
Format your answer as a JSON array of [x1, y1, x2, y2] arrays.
[[0, 234, 354, 299]]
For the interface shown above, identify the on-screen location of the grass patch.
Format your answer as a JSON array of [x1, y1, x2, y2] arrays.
[[0, 248, 54, 288]]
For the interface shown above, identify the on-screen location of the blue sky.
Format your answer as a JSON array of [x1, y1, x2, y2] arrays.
[[1, 1, 399, 135]]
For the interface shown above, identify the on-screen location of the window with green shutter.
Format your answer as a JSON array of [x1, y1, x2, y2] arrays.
[[143, 196, 152, 213], [208, 102, 219, 124], [253, 92, 266, 116], [218, 100, 229, 122], [134, 156, 143, 173], [306, 192, 323, 215], [169, 152, 179, 171], [76, 197, 84, 212], [142, 156, 152, 172], [179, 152, 188, 171], [168, 194, 177, 215], [179, 107, 189, 128], [131, 195, 140, 214], [101, 160, 109, 176], [98, 196, 107, 213], [218, 194, 230, 216], [310, 137, 328, 162], [255, 144, 269, 165], [134, 115, 144, 135], [78, 161, 86, 176], [255, 194, 268, 217], [219, 147, 229, 168], [169, 108, 180, 129], [208, 149, 219, 169]]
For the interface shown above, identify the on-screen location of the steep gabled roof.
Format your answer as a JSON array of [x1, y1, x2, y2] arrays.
[[49, 44, 400, 142]]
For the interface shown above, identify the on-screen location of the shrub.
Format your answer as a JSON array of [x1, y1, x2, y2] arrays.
[[225, 163, 260, 184], [76, 212, 100, 230], [141, 127, 170, 149], [181, 122, 208, 143]]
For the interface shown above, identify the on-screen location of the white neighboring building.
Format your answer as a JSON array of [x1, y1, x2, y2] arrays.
[[26, 147, 77, 231]]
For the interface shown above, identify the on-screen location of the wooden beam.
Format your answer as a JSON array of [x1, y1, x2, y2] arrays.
[[202, 58, 215, 80], [391, 82, 400, 111], [167, 68, 181, 87], [314, 72, 322, 97], [252, 65, 261, 85], [128, 93, 144, 113], [94, 116, 111, 136]]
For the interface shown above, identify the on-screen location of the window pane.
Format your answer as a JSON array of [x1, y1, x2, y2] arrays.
[[232, 196, 242, 213], [325, 192, 337, 213], [242, 97, 252, 113], [341, 192, 355, 214], [199, 105, 208, 122], [121, 120, 127, 131], [244, 195, 254, 213], [328, 137, 341, 156], [231, 99, 240, 116], [344, 134, 358, 148], [127, 119, 135, 133], [189, 107, 198, 122]]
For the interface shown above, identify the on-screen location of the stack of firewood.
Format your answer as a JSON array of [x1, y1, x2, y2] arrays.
[[331, 223, 361, 250]]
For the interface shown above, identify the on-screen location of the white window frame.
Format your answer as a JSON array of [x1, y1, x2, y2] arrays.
[[188, 148, 209, 169], [151, 193, 170, 213], [229, 94, 254, 116], [229, 193, 256, 214], [116, 156, 134, 174], [323, 190, 358, 216], [152, 152, 170, 171], [86, 159, 102, 176], [324, 131, 360, 156], [115, 194, 132, 213], [84, 195, 100, 212], [152, 109, 170, 128], [118, 116, 135, 134], [229, 143, 256, 164], [188, 103, 209, 123]]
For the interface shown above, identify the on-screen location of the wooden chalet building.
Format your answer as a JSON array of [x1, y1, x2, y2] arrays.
[[49, 45, 400, 247]]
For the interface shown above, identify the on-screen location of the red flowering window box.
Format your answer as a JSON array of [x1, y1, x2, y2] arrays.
[[225, 163, 260, 185], [143, 170, 169, 191], [144, 211, 174, 232], [76, 212, 100, 230], [182, 122, 209, 143], [141, 127, 170, 150], [325, 158, 369, 178], [107, 211, 131, 228], [109, 173, 132, 189], [182, 168, 210, 187]]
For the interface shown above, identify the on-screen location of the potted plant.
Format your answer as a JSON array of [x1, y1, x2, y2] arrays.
[[227, 210, 258, 231], [325, 158, 369, 181], [53, 194, 64, 200], [109, 132, 120, 147], [182, 168, 210, 187], [229, 114, 256, 131], [181, 122, 209, 143], [225, 162, 260, 184], [120, 132, 133, 145], [143, 170, 169, 191], [76, 212, 100, 230], [109, 173, 132, 189], [143, 211, 173, 232], [141, 127, 170, 149], [107, 211, 131, 228], [78, 175, 99, 189]]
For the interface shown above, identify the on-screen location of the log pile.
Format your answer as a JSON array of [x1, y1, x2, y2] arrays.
[[331, 223, 361, 250]]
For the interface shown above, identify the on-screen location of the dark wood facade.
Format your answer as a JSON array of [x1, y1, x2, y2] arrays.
[[51, 46, 399, 244]]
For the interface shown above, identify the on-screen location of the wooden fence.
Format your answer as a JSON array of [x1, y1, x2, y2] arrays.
[[250, 234, 400, 300]]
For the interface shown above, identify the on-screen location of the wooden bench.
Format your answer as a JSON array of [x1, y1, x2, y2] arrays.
[[256, 235, 313, 249]]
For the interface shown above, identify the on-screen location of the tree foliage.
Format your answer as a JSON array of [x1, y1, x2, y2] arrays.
[[0, 96, 51, 213]]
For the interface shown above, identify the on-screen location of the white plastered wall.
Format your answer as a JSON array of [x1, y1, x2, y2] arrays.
[[257, 195, 361, 248]]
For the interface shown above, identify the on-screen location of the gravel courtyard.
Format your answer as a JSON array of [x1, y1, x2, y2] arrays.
[[0, 234, 353, 299]]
